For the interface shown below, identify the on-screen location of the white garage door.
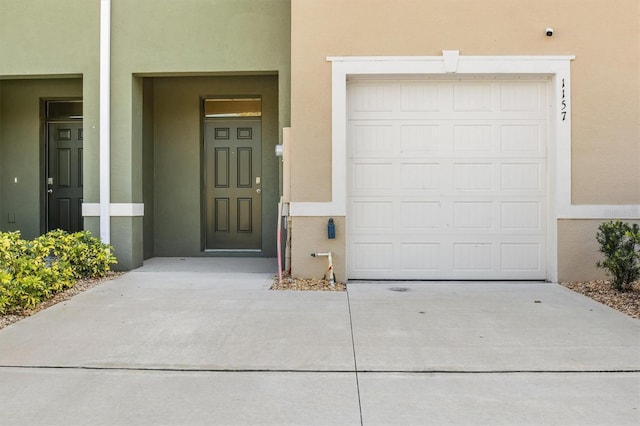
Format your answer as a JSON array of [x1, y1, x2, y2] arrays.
[[347, 77, 548, 280]]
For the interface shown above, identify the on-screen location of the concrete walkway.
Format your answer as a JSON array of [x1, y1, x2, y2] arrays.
[[0, 258, 638, 425]]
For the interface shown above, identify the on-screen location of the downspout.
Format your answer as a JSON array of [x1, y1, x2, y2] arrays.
[[99, 0, 111, 243]]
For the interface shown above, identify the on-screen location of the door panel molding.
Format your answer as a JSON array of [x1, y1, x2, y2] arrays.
[[204, 117, 262, 251], [46, 121, 84, 232]]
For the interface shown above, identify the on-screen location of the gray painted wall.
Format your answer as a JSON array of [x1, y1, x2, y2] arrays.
[[0, 0, 290, 269], [0, 0, 98, 240], [142, 78, 155, 260], [151, 75, 279, 257], [0, 79, 82, 239], [111, 0, 290, 268]]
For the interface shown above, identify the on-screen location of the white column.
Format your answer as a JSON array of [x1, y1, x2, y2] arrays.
[[99, 0, 111, 243]]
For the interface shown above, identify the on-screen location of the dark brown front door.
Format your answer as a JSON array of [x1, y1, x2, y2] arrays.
[[47, 122, 83, 232], [204, 119, 262, 250]]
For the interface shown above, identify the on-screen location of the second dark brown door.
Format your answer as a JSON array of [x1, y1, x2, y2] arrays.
[[47, 122, 83, 232], [204, 119, 262, 250]]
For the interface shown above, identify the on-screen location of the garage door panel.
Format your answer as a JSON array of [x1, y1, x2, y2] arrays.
[[352, 242, 394, 272], [400, 81, 442, 112], [399, 163, 441, 191], [400, 201, 442, 229], [453, 243, 493, 271], [453, 82, 493, 112], [352, 201, 394, 230], [501, 163, 545, 191], [353, 163, 394, 191], [501, 202, 543, 230], [399, 243, 442, 271], [350, 111, 546, 121], [499, 82, 545, 112], [350, 199, 545, 234], [350, 124, 394, 157], [373, 79, 548, 114], [453, 125, 493, 152], [453, 202, 493, 229], [500, 243, 542, 271], [500, 123, 546, 154], [453, 163, 493, 191], [347, 78, 548, 280], [348, 238, 546, 279], [400, 124, 441, 153], [351, 120, 546, 158], [350, 83, 394, 113]]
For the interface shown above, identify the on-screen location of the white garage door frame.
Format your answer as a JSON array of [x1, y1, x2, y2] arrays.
[[289, 51, 639, 282]]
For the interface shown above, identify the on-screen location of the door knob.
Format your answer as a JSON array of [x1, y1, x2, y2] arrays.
[[256, 188, 261, 194], [47, 189, 53, 193]]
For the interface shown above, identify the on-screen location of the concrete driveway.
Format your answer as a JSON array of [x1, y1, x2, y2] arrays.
[[0, 258, 638, 425]]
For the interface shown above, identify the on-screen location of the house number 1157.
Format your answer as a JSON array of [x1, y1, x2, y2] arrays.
[[560, 78, 567, 121]]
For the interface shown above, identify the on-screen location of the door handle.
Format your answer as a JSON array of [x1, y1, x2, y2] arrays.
[[256, 189, 261, 194], [47, 189, 53, 193]]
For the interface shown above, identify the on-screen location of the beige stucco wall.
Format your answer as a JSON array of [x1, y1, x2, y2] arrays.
[[289, 0, 640, 281], [291, 216, 346, 281], [557, 219, 640, 282]]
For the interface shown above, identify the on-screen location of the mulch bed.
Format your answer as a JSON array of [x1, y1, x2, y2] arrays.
[[271, 275, 346, 292], [560, 280, 640, 320]]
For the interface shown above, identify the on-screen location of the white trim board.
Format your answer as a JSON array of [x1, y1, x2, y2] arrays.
[[289, 52, 640, 220], [82, 203, 144, 217], [99, 0, 112, 242]]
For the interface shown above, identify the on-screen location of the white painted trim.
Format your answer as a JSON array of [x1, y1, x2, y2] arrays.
[[557, 205, 640, 219], [442, 50, 460, 73], [288, 53, 640, 282], [82, 203, 100, 217], [289, 53, 640, 221], [326, 55, 577, 62], [82, 203, 145, 217], [99, 0, 111, 243]]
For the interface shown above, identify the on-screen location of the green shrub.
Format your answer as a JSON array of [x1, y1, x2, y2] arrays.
[[0, 231, 27, 274], [596, 220, 640, 291], [0, 230, 117, 314], [34, 230, 117, 279]]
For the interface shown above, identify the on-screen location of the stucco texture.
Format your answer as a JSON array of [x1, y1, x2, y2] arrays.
[[289, 0, 640, 281], [108, 0, 291, 268], [0, 0, 292, 270], [291, 0, 639, 204], [0, 0, 99, 238], [150, 76, 280, 258]]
